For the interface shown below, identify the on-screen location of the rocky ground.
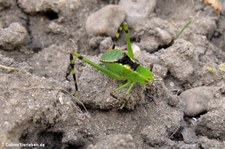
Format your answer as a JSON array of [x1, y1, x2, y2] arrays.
[[1, 0, 225, 149]]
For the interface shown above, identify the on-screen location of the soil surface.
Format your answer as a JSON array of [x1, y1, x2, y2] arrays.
[[1, 0, 225, 149]]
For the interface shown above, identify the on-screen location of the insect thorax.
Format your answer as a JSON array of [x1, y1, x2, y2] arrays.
[[117, 54, 139, 70]]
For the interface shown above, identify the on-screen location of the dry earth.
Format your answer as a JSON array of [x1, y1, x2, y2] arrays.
[[1, 0, 225, 149]]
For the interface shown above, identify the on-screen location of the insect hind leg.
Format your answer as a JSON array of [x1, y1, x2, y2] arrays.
[[112, 23, 124, 49], [69, 53, 78, 92], [65, 64, 71, 81], [111, 22, 134, 60]]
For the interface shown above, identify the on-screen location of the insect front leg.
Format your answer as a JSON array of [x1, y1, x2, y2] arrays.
[[65, 63, 71, 81], [114, 81, 131, 92], [126, 82, 136, 94], [114, 81, 136, 94]]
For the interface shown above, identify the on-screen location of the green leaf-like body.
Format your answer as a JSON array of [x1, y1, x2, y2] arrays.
[[100, 50, 154, 86], [103, 62, 153, 85], [100, 49, 124, 62]]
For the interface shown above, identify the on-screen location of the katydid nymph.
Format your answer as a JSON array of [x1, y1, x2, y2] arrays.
[[68, 20, 192, 94]]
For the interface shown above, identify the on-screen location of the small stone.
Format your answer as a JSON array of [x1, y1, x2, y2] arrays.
[[9, 98, 19, 106], [131, 43, 141, 54], [0, 22, 28, 50], [17, 0, 85, 17], [89, 36, 104, 49], [155, 27, 173, 45], [181, 128, 197, 144], [86, 5, 125, 36], [141, 125, 167, 147], [152, 64, 168, 78], [180, 86, 216, 117], [17, 0, 60, 14], [62, 129, 85, 147], [134, 18, 176, 53], [140, 36, 159, 53], [119, 0, 156, 26], [99, 37, 112, 52]]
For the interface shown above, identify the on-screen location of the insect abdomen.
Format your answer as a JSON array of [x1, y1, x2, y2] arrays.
[[103, 62, 146, 84]]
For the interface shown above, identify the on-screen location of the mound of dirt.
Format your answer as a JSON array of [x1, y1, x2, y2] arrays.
[[1, 0, 225, 148]]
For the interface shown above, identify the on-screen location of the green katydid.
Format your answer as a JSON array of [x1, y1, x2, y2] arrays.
[[68, 20, 192, 94]]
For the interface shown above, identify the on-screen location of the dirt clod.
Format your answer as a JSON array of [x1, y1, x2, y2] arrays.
[[196, 108, 225, 140], [180, 86, 217, 117], [141, 125, 167, 147], [161, 39, 195, 81], [86, 5, 125, 36], [0, 69, 87, 148], [1, 0, 225, 148], [0, 22, 27, 50], [119, 0, 156, 26]]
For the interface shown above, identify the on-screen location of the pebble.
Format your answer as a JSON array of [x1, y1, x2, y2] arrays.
[[181, 128, 197, 144], [86, 5, 125, 36], [18, 0, 60, 14], [17, 0, 84, 17], [119, 0, 156, 26], [179, 86, 215, 117], [131, 43, 141, 54], [89, 36, 104, 49], [99, 37, 112, 52], [0, 22, 28, 50], [152, 64, 168, 78], [155, 27, 173, 45], [141, 125, 167, 147]]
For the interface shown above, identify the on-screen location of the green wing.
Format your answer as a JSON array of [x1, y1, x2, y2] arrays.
[[100, 49, 124, 62]]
